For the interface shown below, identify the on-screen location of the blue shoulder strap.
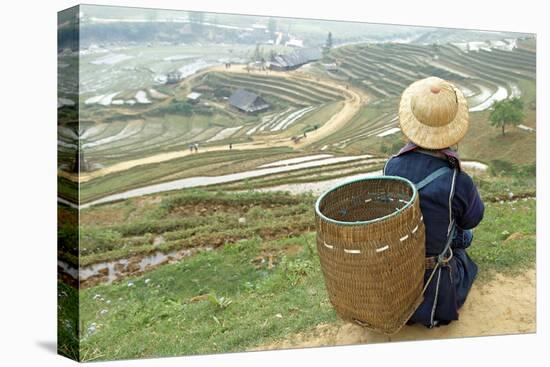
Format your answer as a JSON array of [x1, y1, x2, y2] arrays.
[[415, 166, 451, 191]]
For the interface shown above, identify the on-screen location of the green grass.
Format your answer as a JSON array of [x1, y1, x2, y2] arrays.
[[469, 198, 536, 280], [78, 233, 337, 361], [79, 189, 315, 265], [459, 80, 536, 165], [58, 282, 80, 361], [69, 187, 536, 360], [59, 39, 537, 360]]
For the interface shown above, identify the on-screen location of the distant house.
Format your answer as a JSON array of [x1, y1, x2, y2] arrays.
[[166, 70, 183, 84], [268, 48, 322, 71], [187, 92, 202, 104], [323, 63, 339, 72], [229, 88, 270, 114]]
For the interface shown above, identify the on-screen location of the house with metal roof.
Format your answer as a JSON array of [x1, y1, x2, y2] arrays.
[[228, 88, 270, 114], [268, 47, 322, 71]]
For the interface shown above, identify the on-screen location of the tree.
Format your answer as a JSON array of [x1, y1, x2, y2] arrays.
[[489, 98, 524, 136], [322, 31, 333, 61], [325, 31, 333, 49]]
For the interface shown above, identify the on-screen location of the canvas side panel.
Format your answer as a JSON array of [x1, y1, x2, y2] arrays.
[[57, 5, 80, 362]]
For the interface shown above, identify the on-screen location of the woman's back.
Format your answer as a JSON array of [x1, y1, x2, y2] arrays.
[[384, 145, 485, 326], [384, 150, 484, 255]]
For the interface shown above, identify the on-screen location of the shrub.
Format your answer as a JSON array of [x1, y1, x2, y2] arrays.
[[213, 87, 232, 99], [193, 105, 214, 116], [490, 159, 516, 176], [152, 100, 193, 116]]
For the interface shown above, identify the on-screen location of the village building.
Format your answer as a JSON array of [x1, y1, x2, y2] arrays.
[[228, 88, 270, 114], [268, 48, 322, 71], [165, 70, 183, 84], [186, 92, 202, 104]]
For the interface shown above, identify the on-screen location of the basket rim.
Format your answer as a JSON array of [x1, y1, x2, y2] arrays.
[[314, 175, 418, 226]]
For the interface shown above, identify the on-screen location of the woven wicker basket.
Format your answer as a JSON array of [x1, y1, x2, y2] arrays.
[[315, 176, 425, 334]]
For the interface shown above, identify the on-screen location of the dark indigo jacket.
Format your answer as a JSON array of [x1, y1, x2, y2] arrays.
[[384, 145, 484, 327]]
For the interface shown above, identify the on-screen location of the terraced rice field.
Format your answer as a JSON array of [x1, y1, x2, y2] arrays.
[[58, 38, 535, 207], [58, 69, 345, 173], [58, 22, 536, 360], [314, 39, 536, 153]]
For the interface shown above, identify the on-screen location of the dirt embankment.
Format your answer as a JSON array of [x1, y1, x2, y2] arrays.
[[252, 268, 536, 350]]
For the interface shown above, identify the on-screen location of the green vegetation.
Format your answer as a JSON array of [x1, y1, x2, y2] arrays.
[[64, 40, 536, 207], [58, 282, 79, 361], [77, 232, 336, 361], [458, 81, 535, 165], [470, 198, 535, 280], [319, 42, 536, 164], [59, 30, 536, 360], [149, 100, 194, 116], [58, 205, 79, 265], [71, 188, 535, 361], [79, 190, 315, 265], [489, 98, 525, 136]]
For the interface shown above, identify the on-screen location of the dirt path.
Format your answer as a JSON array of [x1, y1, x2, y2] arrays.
[[251, 268, 536, 351], [58, 139, 289, 183], [61, 64, 366, 183]]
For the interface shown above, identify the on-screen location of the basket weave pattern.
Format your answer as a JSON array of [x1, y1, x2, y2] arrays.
[[315, 177, 425, 334]]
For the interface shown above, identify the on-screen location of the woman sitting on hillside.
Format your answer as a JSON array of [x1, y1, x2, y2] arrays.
[[384, 76, 485, 327]]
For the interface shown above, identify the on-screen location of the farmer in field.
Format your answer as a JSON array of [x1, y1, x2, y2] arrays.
[[384, 76, 485, 328]]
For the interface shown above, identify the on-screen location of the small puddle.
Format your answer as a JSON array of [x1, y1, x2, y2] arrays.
[[59, 246, 214, 287]]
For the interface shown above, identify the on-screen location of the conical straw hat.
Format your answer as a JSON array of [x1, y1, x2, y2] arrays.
[[399, 76, 469, 149]]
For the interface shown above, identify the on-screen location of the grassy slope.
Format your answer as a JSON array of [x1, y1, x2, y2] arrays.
[[60, 40, 537, 360], [459, 79, 536, 165], [71, 188, 535, 361], [58, 282, 80, 361], [78, 190, 315, 265]]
